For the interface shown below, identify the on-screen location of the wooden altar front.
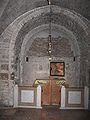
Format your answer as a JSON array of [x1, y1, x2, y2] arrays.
[[34, 78, 66, 106]]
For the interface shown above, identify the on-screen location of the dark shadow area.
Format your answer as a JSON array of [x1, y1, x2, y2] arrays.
[[0, 108, 90, 120]]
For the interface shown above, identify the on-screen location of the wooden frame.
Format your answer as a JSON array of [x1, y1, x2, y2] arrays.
[[18, 86, 37, 106], [65, 88, 84, 107], [50, 62, 65, 76]]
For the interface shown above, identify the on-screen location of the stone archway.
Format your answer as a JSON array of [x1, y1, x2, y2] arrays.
[[0, 6, 89, 78], [0, 5, 90, 106], [19, 24, 80, 85]]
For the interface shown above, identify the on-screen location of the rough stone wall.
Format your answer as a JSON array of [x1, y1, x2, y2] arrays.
[[27, 37, 73, 57], [22, 36, 77, 86], [0, 2, 90, 107], [0, 80, 9, 106], [0, 0, 9, 18], [22, 56, 78, 87]]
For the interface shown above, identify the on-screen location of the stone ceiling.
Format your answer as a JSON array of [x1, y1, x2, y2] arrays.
[[14, 7, 89, 60], [0, 0, 90, 35]]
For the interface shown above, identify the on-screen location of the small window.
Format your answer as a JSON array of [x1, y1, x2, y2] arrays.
[[25, 57, 29, 62]]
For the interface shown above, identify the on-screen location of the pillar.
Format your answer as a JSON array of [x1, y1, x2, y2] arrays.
[[36, 85, 42, 108], [84, 86, 89, 109], [14, 84, 18, 107], [60, 86, 66, 109]]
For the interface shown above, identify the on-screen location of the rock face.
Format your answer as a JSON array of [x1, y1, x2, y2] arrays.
[[0, 0, 90, 106]]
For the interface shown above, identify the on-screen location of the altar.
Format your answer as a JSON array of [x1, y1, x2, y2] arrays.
[[14, 79, 89, 109]]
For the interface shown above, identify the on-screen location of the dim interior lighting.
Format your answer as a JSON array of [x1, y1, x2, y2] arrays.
[[49, 56, 52, 61]]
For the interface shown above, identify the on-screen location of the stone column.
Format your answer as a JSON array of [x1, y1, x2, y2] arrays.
[[14, 84, 18, 107], [84, 86, 89, 109], [36, 85, 42, 108], [60, 86, 66, 109]]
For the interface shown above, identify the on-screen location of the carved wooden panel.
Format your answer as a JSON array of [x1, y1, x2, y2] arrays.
[[51, 80, 61, 105], [41, 81, 51, 105], [42, 80, 60, 106]]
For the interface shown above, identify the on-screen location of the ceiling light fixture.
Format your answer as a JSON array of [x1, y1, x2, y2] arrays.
[[47, 0, 52, 61]]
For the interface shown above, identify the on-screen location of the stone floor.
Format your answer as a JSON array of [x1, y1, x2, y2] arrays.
[[0, 107, 90, 120]]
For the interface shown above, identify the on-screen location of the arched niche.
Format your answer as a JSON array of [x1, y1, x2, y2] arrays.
[[18, 24, 80, 86], [0, 5, 90, 86]]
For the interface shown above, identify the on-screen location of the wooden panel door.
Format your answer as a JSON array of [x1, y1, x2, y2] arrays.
[[41, 81, 51, 105], [41, 80, 60, 106], [51, 80, 61, 105]]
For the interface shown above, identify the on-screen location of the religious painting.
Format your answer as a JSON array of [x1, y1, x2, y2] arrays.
[[50, 62, 65, 76]]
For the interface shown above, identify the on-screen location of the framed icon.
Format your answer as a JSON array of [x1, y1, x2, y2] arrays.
[[50, 62, 65, 76]]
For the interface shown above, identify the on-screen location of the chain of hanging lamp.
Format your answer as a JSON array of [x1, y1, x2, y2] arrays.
[[48, 0, 52, 61]]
